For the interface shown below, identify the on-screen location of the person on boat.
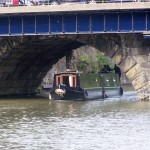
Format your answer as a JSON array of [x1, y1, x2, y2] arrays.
[[100, 65, 108, 73], [106, 65, 112, 72], [101, 65, 112, 73], [113, 64, 121, 79]]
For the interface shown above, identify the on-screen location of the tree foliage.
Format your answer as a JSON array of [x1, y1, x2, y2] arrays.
[[76, 54, 90, 72], [77, 51, 114, 72]]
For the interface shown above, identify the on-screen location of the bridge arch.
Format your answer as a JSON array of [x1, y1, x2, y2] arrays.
[[0, 36, 85, 95], [0, 34, 150, 100]]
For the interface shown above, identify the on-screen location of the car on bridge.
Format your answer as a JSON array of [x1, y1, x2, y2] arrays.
[[0, 0, 149, 6], [0, 0, 26, 6]]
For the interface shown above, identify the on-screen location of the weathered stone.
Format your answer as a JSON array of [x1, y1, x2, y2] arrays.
[[120, 56, 136, 73], [134, 55, 148, 63], [148, 55, 150, 61], [112, 51, 122, 65], [126, 64, 142, 80], [132, 72, 148, 90], [141, 62, 150, 69], [137, 83, 150, 101]]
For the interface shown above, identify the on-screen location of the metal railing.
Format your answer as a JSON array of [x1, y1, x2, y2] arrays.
[[0, 0, 149, 7]]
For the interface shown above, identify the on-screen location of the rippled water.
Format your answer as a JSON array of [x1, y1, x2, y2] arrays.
[[0, 91, 150, 150]]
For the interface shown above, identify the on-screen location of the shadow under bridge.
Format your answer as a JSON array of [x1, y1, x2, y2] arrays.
[[0, 36, 84, 96]]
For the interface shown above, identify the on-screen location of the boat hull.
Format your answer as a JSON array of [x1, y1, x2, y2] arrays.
[[49, 87, 122, 100], [49, 89, 84, 100], [84, 87, 122, 100]]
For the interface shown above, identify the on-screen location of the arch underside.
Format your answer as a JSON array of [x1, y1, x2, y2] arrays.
[[0, 36, 84, 95]]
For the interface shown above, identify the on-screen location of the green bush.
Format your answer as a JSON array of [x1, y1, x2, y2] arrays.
[[77, 54, 90, 72], [77, 52, 114, 73]]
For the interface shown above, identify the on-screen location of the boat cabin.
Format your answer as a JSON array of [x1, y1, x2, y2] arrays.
[[53, 71, 80, 88], [53, 71, 120, 88]]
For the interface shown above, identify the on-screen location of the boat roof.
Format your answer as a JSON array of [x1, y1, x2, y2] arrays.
[[54, 69, 82, 75]]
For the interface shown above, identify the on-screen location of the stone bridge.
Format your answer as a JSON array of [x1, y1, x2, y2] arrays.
[[0, 34, 150, 100]]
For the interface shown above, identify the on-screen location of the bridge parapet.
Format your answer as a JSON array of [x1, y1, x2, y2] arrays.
[[1, 2, 150, 14], [0, 0, 150, 9]]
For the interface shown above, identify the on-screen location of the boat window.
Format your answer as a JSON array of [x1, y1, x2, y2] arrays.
[[55, 74, 77, 87], [100, 73, 120, 87], [63, 76, 70, 86]]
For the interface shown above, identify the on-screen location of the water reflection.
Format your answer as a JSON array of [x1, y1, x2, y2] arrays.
[[0, 92, 150, 150]]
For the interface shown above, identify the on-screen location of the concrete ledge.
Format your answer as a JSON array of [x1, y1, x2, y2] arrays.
[[0, 2, 150, 14]]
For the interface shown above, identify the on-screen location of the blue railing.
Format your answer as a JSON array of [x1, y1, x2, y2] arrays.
[[0, 0, 149, 7]]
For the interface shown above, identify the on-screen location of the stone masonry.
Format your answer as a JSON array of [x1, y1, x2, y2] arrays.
[[70, 33, 150, 100], [0, 34, 150, 100]]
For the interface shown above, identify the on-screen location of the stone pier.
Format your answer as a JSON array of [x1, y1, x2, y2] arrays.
[[110, 35, 150, 101]]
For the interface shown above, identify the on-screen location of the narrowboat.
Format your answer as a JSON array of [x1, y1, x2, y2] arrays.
[[49, 70, 123, 100]]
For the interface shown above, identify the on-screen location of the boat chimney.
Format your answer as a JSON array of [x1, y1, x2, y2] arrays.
[[66, 50, 73, 70]]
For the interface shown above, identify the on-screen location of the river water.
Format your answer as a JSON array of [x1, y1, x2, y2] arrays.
[[0, 91, 150, 150]]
